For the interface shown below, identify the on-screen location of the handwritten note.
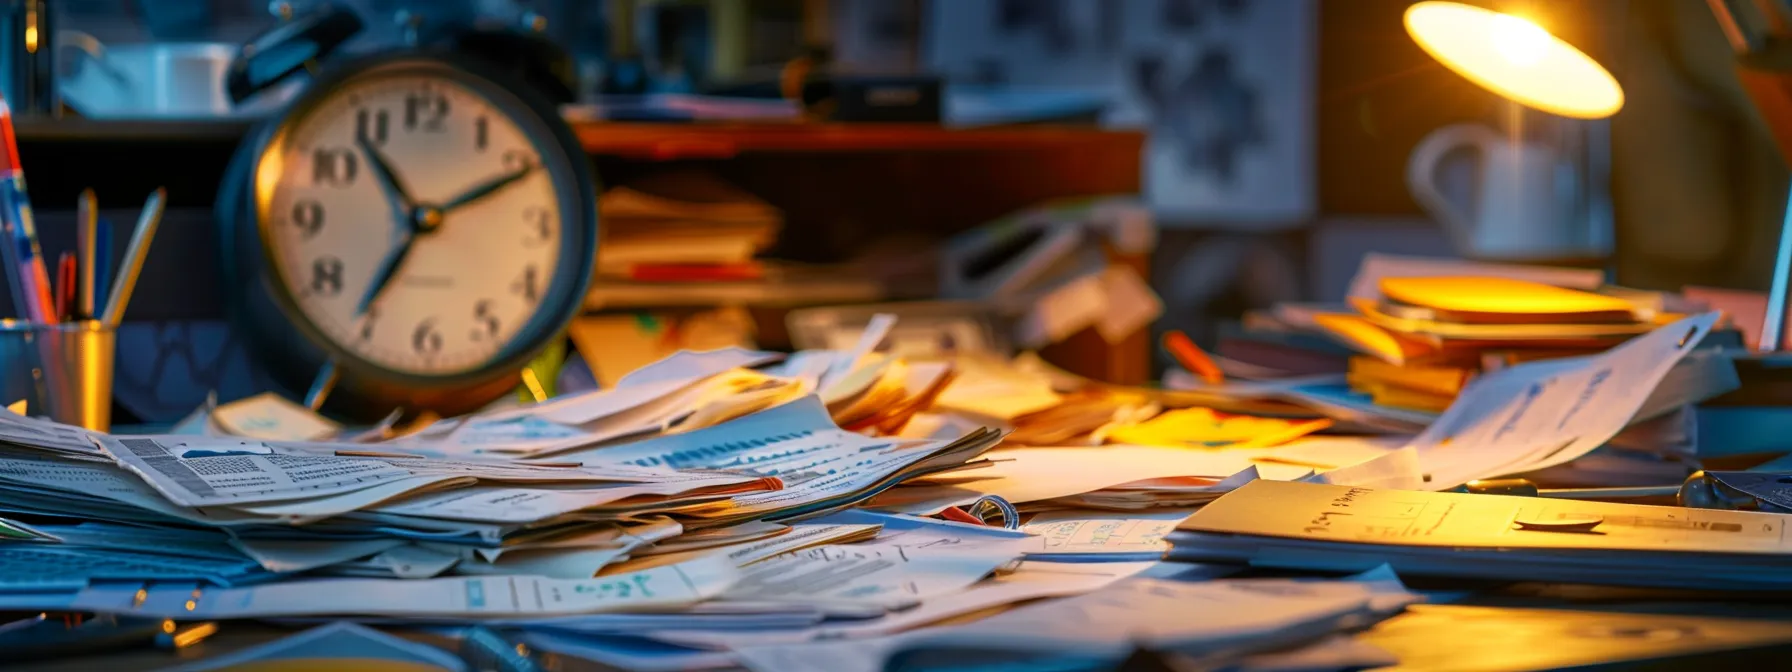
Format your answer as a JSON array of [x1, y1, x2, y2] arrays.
[[1021, 509, 1195, 559]]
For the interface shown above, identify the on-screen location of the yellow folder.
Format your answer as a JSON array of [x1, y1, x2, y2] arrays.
[[1379, 276, 1637, 322]]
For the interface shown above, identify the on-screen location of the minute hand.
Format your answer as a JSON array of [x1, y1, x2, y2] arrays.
[[439, 164, 535, 214]]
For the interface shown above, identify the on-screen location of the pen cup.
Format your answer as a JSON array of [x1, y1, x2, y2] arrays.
[[26, 320, 114, 431], [0, 320, 38, 411]]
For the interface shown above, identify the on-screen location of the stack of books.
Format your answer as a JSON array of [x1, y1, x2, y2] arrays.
[[598, 172, 782, 283], [1311, 275, 1681, 412]]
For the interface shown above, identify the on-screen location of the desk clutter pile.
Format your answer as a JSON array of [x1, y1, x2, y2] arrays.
[[11, 256, 1792, 669]]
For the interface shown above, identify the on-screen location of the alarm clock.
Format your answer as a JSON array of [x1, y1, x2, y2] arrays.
[[216, 7, 598, 421]]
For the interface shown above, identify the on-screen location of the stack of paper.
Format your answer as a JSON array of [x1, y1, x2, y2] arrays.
[[1170, 480, 1792, 590], [729, 569, 1417, 672], [598, 172, 782, 281], [0, 311, 1475, 669]]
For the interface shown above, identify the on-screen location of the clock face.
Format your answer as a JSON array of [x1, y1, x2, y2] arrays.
[[256, 70, 569, 377]]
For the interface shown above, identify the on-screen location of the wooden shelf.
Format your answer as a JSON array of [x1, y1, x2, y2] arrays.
[[14, 116, 257, 142], [585, 276, 884, 310], [572, 122, 1144, 160], [11, 116, 1142, 162]]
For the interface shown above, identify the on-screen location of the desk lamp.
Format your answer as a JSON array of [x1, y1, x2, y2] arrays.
[[1407, 0, 1792, 352]]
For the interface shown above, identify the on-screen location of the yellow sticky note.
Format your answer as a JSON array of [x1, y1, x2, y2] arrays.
[[1109, 408, 1331, 449]]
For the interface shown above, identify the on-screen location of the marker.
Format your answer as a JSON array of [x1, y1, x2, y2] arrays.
[[0, 98, 53, 324]]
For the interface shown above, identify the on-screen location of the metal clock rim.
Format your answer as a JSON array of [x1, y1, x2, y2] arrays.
[[241, 50, 598, 393]]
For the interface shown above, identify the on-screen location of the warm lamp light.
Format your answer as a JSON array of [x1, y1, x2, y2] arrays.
[[1405, 1, 1624, 119]]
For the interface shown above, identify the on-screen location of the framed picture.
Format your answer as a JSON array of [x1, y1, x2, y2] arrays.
[[925, 0, 1316, 226]]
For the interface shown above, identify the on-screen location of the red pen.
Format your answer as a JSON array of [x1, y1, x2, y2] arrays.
[[53, 251, 73, 322]]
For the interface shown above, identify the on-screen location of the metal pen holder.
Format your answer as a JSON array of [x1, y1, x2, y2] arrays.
[[0, 319, 114, 431]]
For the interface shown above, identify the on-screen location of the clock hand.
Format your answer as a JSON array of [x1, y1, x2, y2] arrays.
[[357, 134, 416, 219], [354, 230, 415, 317], [438, 163, 535, 214]]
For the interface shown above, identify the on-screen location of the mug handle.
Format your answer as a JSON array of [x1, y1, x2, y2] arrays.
[[1407, 123, 1504, 254], [56, 29, 130, 86]]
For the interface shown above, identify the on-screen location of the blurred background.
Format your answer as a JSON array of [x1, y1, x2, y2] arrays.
[[5, 0, 1782, 422]]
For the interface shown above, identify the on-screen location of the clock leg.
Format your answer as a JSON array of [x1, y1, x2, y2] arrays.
[[306, 361, 339, 411]]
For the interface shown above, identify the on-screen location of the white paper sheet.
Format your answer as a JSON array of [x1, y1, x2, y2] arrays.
[[732, 574, 1411, 672], [110, 555, 740, 618], [650, 560, 1158, 650], [368, 473, 764, 525], [1408, 313, 1720, 489]]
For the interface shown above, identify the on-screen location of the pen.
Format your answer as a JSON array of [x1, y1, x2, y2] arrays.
[[53, 251, 72, 322], [100, 188, 165, 328], [0, 97, 53, 324], [76, 188, 96, 320], [1164, 330, 1225, 386]]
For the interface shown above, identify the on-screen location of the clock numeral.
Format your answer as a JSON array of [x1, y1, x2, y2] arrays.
[[413, 318, 444, 355], [501, 149, 531, 172], [405, 92, 450, 132], [360, 306, 378, 341], [522, 206, 551, 246], [470, 299, 500, 341], [291, 200, 324, 239], [474, 116, 489, 151], [312, 148, 359, 187], [356, 108, 390, 146], [512, 266, 540, 304], [310, 256, 344, 297]]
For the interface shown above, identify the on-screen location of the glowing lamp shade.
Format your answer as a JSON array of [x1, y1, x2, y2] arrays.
[[1405, 1, 1623, 119]]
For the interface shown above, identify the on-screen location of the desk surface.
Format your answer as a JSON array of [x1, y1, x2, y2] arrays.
[[16, 581, 1792, 672]]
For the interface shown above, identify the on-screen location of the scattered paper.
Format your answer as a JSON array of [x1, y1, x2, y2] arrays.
[[1408, 313, 1719, 488]]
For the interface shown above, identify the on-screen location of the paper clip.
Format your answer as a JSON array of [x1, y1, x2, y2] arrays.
[[964, 495, 1020, 530]]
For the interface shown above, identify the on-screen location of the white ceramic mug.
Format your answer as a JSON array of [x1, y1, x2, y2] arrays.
[[1407, 123, 1594, 261], [57, 31, 235, 118]]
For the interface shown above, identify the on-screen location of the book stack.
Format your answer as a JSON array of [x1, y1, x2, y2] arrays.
[[1306, 275, 1710, 414], [598, 172, 782, 284]]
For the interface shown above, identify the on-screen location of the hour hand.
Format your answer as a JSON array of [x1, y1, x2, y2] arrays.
[[439, 163, 534, 213], [357, 135, 415, 215], [355, 231, 414, 317]]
